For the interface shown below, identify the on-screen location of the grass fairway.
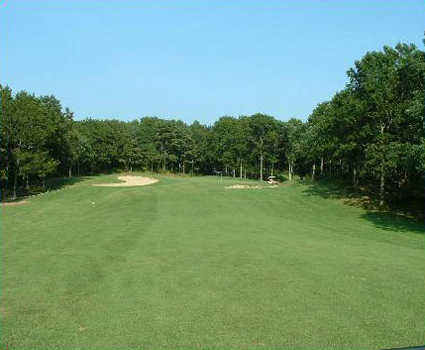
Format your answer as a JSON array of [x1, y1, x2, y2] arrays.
[[1, 175, 424, 350]]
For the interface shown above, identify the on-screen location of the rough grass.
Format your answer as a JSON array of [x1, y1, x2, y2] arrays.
[[1, 174, 424, 349]]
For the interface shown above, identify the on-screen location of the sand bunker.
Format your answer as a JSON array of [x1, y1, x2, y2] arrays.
[[225, 184, 277, 190], [1, 200, 29, 207], [93, 176, 158, 187]]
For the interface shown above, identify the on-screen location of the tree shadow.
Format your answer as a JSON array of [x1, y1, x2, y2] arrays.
[[1, 176, 93, 202], [360, 210, 424, 235], [301, 179, 370, 202], [46, 176, 91, 191], [302, 180, 424, 235]]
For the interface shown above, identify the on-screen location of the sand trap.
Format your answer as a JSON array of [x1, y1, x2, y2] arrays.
[[1, 200, 29, 207], [93, 176, 158, 187], [225, 184, 278, 190]]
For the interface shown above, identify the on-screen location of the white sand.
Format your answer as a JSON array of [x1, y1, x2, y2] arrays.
[[1, 200, 29, 207], [93, 176, 158, 187], [225, 184, 277, 190]]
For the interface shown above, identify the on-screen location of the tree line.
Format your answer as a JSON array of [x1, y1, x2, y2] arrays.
[[1, 41, 424, 211]]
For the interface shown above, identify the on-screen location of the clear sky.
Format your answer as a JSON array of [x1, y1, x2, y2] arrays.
[[1, 0, 424, 124]]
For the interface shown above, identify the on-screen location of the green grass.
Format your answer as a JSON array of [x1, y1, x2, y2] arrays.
[[1, 174, 424, 349]]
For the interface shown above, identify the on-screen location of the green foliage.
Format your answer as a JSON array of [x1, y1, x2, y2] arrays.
[[304, 43, 424, 207], [0, 85, 72, 198], [1, 40, 423, 209]]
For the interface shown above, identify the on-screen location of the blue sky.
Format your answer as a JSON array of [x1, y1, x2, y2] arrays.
[[1, 0, 424, 124]]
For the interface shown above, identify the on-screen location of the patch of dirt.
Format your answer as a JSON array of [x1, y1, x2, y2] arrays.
[[0, 305, 10, 316], [1, 200, 29, 207], [225, 184, 278, 190], [93, 176, 159, 187]]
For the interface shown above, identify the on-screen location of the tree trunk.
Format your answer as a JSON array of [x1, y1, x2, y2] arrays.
[[288, 162, 291, 182], [379, 123, 385, 207], [232, 168, 235, 178], [191, 160, 194, 176], [259, 153, 263, 181], [320, 157, 324, 176], [271, 163, 274, 177], [398, 171, 408, 200], [353, 167, 358, 190], [26, 176, 30, 191], [240, 160, 243, 179], [5, 154, 9, 199], [244, 168, 247, 179], [161, 142, 166, 172], [291, 163, 294, 182], [288, 162, 293, 182], [12, 163, 18, 200], [379, 164, 385, 207], [68, 166, 72, 178], [312, 163, 316, 181]]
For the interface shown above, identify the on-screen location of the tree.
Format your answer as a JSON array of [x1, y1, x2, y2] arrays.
[[246, 114, 277, 181], [348, 43, 425, 206], [285, 118, 305, 182]]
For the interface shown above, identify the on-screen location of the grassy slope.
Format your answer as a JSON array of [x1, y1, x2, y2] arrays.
[[1, 175, 424, 350]]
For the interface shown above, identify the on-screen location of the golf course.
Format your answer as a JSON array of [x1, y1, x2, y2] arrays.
[[1, 174, 424, 350]]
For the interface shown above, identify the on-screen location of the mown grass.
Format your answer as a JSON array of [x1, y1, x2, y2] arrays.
[[1, 174, 424, 349]]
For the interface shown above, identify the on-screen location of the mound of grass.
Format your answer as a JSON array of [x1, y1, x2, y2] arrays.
[[1, 175, 424, 349]]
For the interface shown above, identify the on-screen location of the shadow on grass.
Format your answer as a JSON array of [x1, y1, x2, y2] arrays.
[[46, 176, 91, 191], [1, 176, 93, 203], [360, 211, 424, 235], [301, 179, 376, 205], [301, 179, 424, 235]]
